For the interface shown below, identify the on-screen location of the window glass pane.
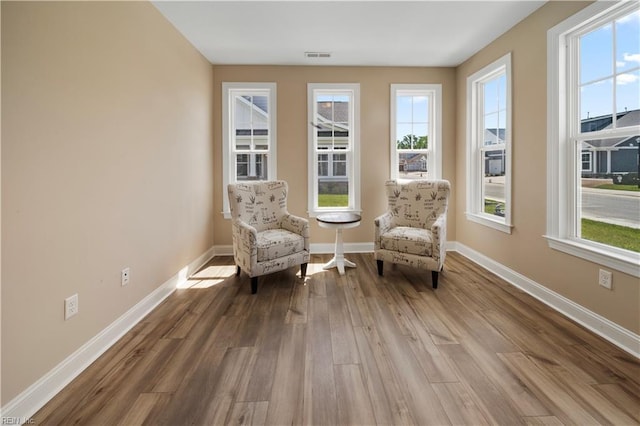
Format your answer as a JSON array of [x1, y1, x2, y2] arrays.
[[396, 96, 413, 122], [332, 153, 347, 176], [396, 124, 414, 149], [483, 149, 506, 217], [411, 124, 428, 147], [398, 152, 429, 180], [483, 78, 500, 114], [483, 112, 501, 146], [412, 96, 429, 122], [318, 176, 349, 207], [236, 154, 268, 181], [579, 139, 640, 252], [580, 23, 613, 83], [236, 154, 248, 178], [616, 10, 640, 73], [580, 79, 613, 125], [318, 154, 328, 176], [616, 70, 640, 127]]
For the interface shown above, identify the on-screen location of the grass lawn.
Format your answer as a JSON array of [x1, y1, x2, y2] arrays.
[[318, 194, 348, 207], [582, 219, 640, 253], [484, 199, 498, 215], [594, 184, 640, 192]]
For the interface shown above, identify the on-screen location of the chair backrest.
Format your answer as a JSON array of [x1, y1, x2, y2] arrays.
[[228, 180, 289, 232], [384, 179, 450, 229]]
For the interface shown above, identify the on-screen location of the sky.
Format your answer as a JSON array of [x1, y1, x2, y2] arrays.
[[580, 9, 640, 123]]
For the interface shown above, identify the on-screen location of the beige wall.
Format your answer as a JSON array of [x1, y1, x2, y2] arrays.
[[455, 1, 639, 334], [212, 66, 457, 248], [1, 1, 214, 403]]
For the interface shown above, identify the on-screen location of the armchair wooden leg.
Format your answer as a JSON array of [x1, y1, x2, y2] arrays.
[[300, 263, 308, 279], [236, 265, 241, 276], [251, 276, 258, 294], [431, 270, 439, 289], [377, 260, 383, 276]]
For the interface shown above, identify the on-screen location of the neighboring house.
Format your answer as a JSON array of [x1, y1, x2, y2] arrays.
[[484, 128, 506, 176], [314, 101, 349, 190], [580, 109, 640, 176], [399, 153, 428, 174], [235, 95, 270, 181]]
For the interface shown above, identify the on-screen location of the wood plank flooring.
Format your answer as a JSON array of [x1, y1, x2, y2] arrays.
[[34, 252, 640, 425]]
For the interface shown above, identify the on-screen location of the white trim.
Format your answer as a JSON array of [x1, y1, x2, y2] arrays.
[[390, 84, 443, 180], [465, 212, 513, 234], [452, 241, 640, 358], [1, 247, 216, 421], [222, 82, 277, 218], [465, 52, 513, 233], [545, 235, 640, 277], [546, 1, 640, 277]]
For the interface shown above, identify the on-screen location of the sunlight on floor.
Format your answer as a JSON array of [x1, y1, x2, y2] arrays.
[[176, 259, 332, 289], [177, 264, 237, 289]]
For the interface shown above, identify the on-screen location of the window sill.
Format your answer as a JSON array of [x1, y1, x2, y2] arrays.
[[545, 236, 640, 278], [465, 212, 513, 234]]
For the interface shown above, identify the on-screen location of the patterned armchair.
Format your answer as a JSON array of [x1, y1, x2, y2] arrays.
[[228, 180, 310, 294], [374, 180, 451, 288]]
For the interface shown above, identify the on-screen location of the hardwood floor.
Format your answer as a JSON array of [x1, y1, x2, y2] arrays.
[[34, 252, 640, 425]]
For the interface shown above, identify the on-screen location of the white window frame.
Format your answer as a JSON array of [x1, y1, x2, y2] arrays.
[[465, 53, 513, 234], [390, 84, 442, 180], [222, 82, 277, 218], [307, 83, 361, 217], [547, 1, 640, 277]]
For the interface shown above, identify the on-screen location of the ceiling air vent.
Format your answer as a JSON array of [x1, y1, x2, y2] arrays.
[[305, 52, 331, 59]]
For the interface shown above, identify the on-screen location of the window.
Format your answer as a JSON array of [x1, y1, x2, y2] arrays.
[[547, 2, 640, 277], [307, 83, 360, 216], [466, 53, 512, 233], [222, 83, 277, 217], [581, 151, 592, 172], [390, 84, 442, 180]]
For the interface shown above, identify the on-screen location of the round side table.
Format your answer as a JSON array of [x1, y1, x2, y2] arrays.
[[316, 212, 362, 275]]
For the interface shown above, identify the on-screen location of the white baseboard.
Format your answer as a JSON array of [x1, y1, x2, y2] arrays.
[[214, 245, 233, 256], [1, 246, 215, 422], [451, 241, 640, 358]]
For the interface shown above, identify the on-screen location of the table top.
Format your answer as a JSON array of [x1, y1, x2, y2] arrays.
[[316, 212, 362, 225]]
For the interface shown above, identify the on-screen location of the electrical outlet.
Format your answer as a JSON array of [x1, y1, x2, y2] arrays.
[[121, 267, 130, 286], [598, 269, 612, 290], [65, 294, 79, 320]]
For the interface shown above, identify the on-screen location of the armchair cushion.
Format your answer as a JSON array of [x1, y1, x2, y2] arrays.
[[379, 226, 433, 257], [256, 229, 306, 262]]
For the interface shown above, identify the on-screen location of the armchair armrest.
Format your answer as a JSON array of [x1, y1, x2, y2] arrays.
[[374, 212, 394, 250], [232, 219, 258, 272], [281, 213, 310, 251], [430, 213, 447, 267]]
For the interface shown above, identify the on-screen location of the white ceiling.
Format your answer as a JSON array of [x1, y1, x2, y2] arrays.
[[152, 1, 546, 67]]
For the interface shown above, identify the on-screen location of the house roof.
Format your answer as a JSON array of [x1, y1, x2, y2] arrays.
[[582, 109, 640, 149], [484, 128, 505, 145]]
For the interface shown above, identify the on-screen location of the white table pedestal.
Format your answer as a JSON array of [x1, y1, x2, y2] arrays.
[[316, 213, 362, 275]]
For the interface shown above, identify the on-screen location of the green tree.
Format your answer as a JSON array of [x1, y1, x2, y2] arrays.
[[397, 134, 428, 149]]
